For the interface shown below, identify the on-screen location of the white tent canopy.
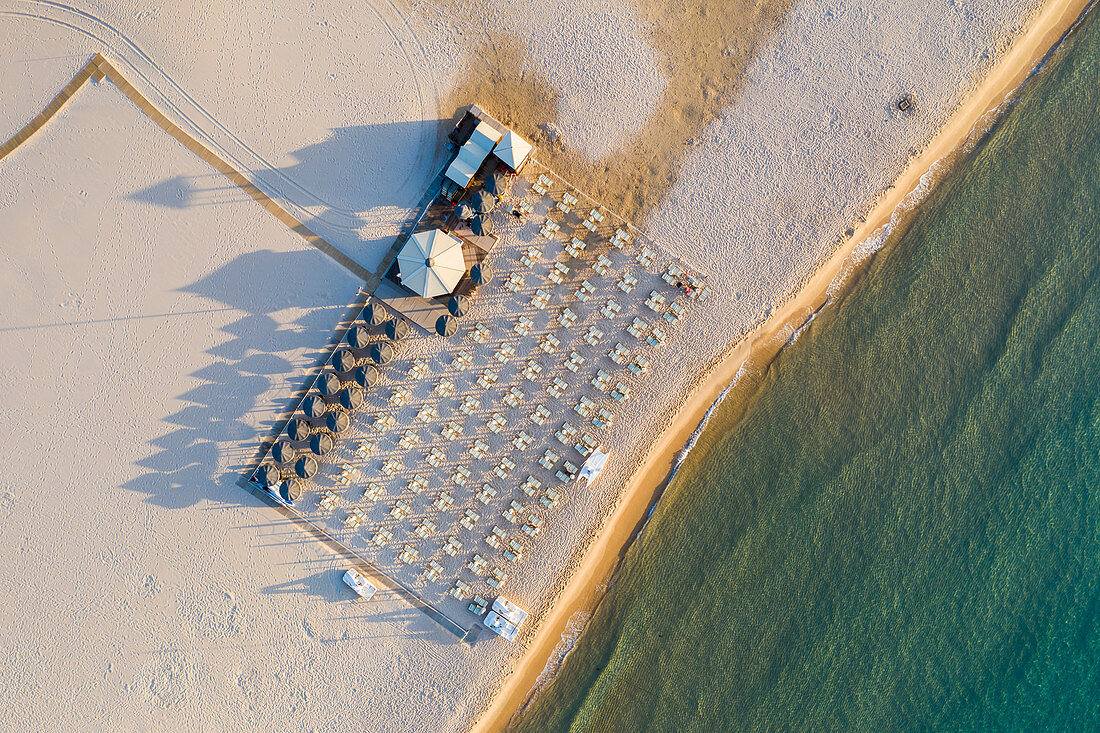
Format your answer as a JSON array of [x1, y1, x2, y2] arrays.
[[494, 130, 533, 172], [445, 121, 502, 188], [397, 229, 466, 298]]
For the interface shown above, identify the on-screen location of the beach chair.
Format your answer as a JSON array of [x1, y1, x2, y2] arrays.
[[539, 449, 560, 471], [493, 457, 516, 479], [512, 431, 534, 451], [646, 327, 667, 347], [530, 404, 551, 426], [436, 377, 456, 397], [547, 376, 568, 399], [451, 465, 471, 486], [460, 396, 481, 416], [414, 519, 436, 538], [505, 272, 525, 293], [495, 343, 517, 363], [565, 237, 587, 258], [442, 536, 463, 556], [645, 291, 668, 312], [469, 438, 490, 460], [449, 579, 471, 599], [487, 568, 508, 589], [592, 407, 614, 430], [416, 405, 439, 423], [575, 434, 599, 457], [467, 554, 488, 574], [460, 509, 480, 531], [381, 456, 403, 476], [476, 484, 497, 505]]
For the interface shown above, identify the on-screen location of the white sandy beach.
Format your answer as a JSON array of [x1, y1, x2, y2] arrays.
[[0, 0, 1061, 730]]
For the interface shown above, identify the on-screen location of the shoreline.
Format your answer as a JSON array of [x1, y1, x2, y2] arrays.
[[469, 0, 1095, 728]]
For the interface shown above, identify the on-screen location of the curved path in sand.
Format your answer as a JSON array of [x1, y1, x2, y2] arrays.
[[470, 0, 1096, 729], [0, 0, 441, 238]]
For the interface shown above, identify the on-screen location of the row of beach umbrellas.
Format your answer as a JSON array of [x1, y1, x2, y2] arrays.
[[255, 302, 407, 486]]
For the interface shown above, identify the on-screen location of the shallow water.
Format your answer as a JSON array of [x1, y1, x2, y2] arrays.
[[514, 7, 1100, 731]]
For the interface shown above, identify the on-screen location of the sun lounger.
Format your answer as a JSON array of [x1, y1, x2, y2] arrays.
[[555, 422, 578, 445], [592, 369, 612, 391], [611, 383, 631, 401], [407, 474, 428, 494], [512, 431, 534, 451], [424, 559, 444, 582], [664, 301, 686, 323], [505, 272, 525, 292], [442, 536, 462, 556], [430, 447, 449, 470], [364, 481, 384, 500], [460, 509, 480, 530], [449, 579, 471, 599], [646, 326, 667, 347], [451, 465, 471, 485], [557, 308, 577, 328], [486, 567, 508, 589], [414, 519, 436, 538], [593, 254, 613, 276], [539, 449, 560, 470], [547, 376, 568, 399], [520, 246, 541, 268], [373, 527, 393, 546], [636, 246, 656, 267], [609, 342, 630, 365], [469, 596, 489, 615], [469, 438, 490, 460], [467, 554, 488, 574], [495, 343, 517, 362], [381, 456, 403, 476], [485, 525, 507, 549], [574, 279, 595, 302], [617, 273, 638, 293], [583, 326, 604, 346], [574, 396, 596, 418], [409, 358, 430, 379], [591, 407, 614, 429], [434, 492, 455, 511], [627, 317, 649, 339], [436, 377, 456, 396], [493, 457, 516, 479], [530, 404, 551, 426], [539, 333, 561, 353], [487, 412, 507, 434]]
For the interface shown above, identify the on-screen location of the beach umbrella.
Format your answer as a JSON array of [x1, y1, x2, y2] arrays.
[[455, 203, 475, 221], [279, 480, 303, 505], [347, 326, 371, 350], [318, 371, 342, 397], [470, 262, 493, 286], [472, 214, 495, 237], [353, 364, 380, 390], [472, 189, 496, 214], [436, 314, 458, 337], [309, 432, 335, 457], [447, 294, 470, 317], [485, 171, 509, 197], [326, 408, 352, 434], [287, 418, 311, 442], [255, 463, 282, 488], [294, 455, 319, 480], [338, 386, 364, 411], [397, 229, 466, 298], [370, 341, 394, 365], [332, 348, 357, 373], [271, 440, 297, 464], [385, 319, 409, 341], [302, 394, 327, 419], [364, 301, 391, 326]]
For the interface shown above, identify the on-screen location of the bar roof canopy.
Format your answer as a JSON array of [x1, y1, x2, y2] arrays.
[[445, 121, 503, 188], [397, 229, 467, 299]]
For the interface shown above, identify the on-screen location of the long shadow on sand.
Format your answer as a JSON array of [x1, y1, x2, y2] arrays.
[[121, 247, 358, 509], [128, 119, 448, 243]]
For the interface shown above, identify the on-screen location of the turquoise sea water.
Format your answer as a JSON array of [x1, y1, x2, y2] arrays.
[[514, 7, 1100, 731]]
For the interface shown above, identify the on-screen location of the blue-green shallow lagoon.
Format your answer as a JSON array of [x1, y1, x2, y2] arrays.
[[514, 7, 1100, 731]]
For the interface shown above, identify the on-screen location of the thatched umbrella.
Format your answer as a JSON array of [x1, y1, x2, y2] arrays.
[[256, 463, 282, 487], [302, 394, 327, 419], [287, 418, 311, 442], [318, 371, 342, 397], [332, 348, 357, 373], [447, 294, 469, 317], [370, 341, 394, 364], [472, 214, 495, 237], [353, 364, 380, 390], [471, 262, 493, 286], [338, 386, 364, 411], [485, 171, 510, 197], [385, 319, 409, 341], [364, 301, 390, 326], [310, 432, 335, 457], [455, 203, 475, 221], [472, 189, 496, 214], [348, 326, 371, 350], [279, 480, 303, 504], [271, 440, 296, 464], [326, 408, 351, 434], [294, 455, 319, 479], [436, 314, 458, 337]]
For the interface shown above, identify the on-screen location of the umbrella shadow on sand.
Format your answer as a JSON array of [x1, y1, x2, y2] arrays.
[[120, 248, 357, 509]]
